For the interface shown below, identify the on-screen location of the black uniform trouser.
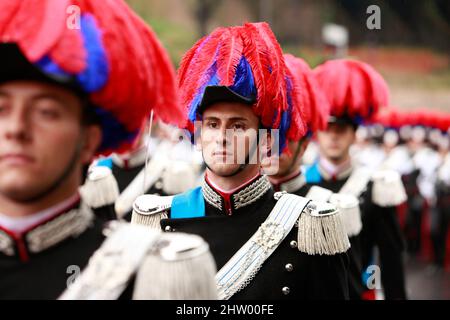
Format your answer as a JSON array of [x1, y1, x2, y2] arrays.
[[431, 193, 450, 267], [405, 195, 425, 254], [361, 203, 407, 300]]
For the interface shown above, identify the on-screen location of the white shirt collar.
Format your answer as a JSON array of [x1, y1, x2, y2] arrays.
[[319, 157, 352, 177], [0, 193, 80, 233]]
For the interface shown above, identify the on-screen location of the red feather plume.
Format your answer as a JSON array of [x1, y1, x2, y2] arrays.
[[76, 0, 183, 131], [178, 27, 227, 114], [177, 22, 296, 132], [314, 59, 350, 116], [240, 25, 270, 122], [0, 0, 72, 62], [284, 55, 309, 141], [216, 27, 244, 86], [284, 54, 330, 136], [177, 34, 209, 89], [371, 107, 401, 128], [1, 0, 182, 154], [314, 59, 389, 121], [245, 22, 288, 128], [177, 22, 307, 153]]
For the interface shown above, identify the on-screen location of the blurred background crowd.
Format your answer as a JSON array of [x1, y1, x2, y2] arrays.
[[122, 0, 450, 299]]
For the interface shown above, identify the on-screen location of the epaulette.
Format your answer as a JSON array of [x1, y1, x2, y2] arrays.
[[438, 154, 450, 186], [381, 146, 414, 175], [114, 153, 167, 219], [329, 193, 362, 237], [131, 194, 173, 229], [306, 186, 362, 237], [79, 166, 119, 209], [133, 231, 217, 300], [161, 160, 198, 195], [297, 199, 350, 255], [59, 222, 217, 300], [371, 169, 407, 207]]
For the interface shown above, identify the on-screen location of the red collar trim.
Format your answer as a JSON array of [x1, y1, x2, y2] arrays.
[[0, 195, 81, 262], [204, 173, 265, 215], [269, 171, 302, 192]]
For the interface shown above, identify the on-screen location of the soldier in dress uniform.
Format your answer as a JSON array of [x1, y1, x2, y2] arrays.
[[91, 119, 202, 221], [351, 125, 376, 170], [266, 54, 365, 300], [401, 111, 441, 257], [349, 127, 384, 172], [422, 111, 450, 270], [131, 22, 351, 300], [300, 59, 408, 300], [434, 132, 450, 270], [393, 115, 426, 255], [0, 0, 216, 300], [366, 109, 413, 178]]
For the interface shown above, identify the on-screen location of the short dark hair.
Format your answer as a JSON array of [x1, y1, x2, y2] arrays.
[[78, 95, 101, 127]]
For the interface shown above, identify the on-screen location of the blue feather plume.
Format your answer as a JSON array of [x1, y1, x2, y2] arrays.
[[76, 14, 109, 93]]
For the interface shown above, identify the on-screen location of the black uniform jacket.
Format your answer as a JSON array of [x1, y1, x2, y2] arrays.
[[299, 162, 407, 300], [112, 161, 168, 221], [160, 175, 349, 300], [272, 172, 365, 300], [0, 198, 106, 299]]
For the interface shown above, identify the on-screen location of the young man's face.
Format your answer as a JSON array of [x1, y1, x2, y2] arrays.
[[0, 81, 100, 203], [200, 102, 261, 177], [317, 123, 356, 163], [268, 138, 309, 178]]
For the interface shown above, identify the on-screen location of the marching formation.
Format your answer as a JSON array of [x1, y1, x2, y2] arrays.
[[0, 0, 448, 300]]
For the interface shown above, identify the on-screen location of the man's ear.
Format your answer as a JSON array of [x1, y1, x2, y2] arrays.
[[80, 125, 102, 165], [266, 131, 273, 153], [350, 128, 357, 145], [193, 124, 203, 151], [257, 130, 273, 159], [298, 138, 310, 158], [194, 132, 203, 151]]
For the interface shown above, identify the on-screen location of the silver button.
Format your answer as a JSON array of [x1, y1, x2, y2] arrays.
[[306, 203, 317, 214], [155, 181, 163, 189], [289, 240, 297, 248], [274, 191, 287, 200], [282, 287, 290, 295], [285, 263, 294, 272], [164, 225, 172, 232]]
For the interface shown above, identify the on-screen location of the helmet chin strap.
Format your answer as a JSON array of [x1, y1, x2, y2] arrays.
[[204, 132, 260, 178], [23, 140, 84, 204]]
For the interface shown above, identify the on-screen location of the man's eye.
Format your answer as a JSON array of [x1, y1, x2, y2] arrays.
[[0, 103, 11, 117], [232, 123, 245, 131], [36, 107, 60, 119], [207, 122, 218, 129]]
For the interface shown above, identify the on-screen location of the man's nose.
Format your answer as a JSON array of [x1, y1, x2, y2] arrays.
[[3, 107, 30, 142], [329, 130, 340, 140], [216, 126, 230, 146]]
